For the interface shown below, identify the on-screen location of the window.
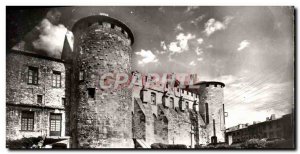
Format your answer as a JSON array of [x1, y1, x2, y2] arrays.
[[88, 88, 95, 99], [79, 71, 84, 81], [50, 113, 62, 136], [169, 97, 174, 109], [21, 111, 34, 131], [52, 71, 61, 88], [191, 93, 193, 96], [205, 103, 209, 124], [28, 67, 38, 85], [151, 92, 156, 105], [187, 91, 189, 95], [62, 98, 66, 106], [37, 95, 43, 104], [185, 102, 189, 110]]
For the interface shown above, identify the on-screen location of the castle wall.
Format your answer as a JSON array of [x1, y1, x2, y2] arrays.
[[70, 16, 134, 148], [6, 51, 69, 140], [198, 83, 225, 143]]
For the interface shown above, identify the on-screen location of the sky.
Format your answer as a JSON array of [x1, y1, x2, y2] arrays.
[[14, 6, 294, 127]]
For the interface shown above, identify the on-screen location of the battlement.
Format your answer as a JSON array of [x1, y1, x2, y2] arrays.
[[72, 15, 134, 45], [195, 81, 225, 88]]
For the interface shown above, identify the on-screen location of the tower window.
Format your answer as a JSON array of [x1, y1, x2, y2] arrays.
[[37, 95, 43, 104], [151, 92, 156, 105], [169, 97, 174, 109], [21, 111, 34, 131], [52, 71, 61, 88], [88, 88, 95, 99], [28, 66, 38, 85], [79, 71, 84, 81], [205, 103, 209, 124], [185, 102, 189, 110]]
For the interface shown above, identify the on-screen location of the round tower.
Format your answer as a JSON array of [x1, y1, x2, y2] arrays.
[[71, 15, 134, 148], [196, 81, 225, 144]]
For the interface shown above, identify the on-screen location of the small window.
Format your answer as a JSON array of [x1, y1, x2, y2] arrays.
[[185, 102, 189, 110], [182, 90, 184, 94], [169, 97, 174, 109], [151, 92, 156, 105], [187, 91, 189, 95], [37, 95, 43, 104], [88, 88, 95, 99], [21, 111, 34, 131], [177, 88, 179, 92], [52, 71, 61, 88], [79, 71, 84, 81], [62, 98, 66, 106], [191, 93, 193, 96], [28, 67, 38, 85]]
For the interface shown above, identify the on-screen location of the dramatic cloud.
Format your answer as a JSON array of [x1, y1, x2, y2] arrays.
[[203, 16, 234, 36], [135, 49, 159, 65], [32, 19, 68, 58], [168, 33, 196, 54], [237, 40, 250, 51]]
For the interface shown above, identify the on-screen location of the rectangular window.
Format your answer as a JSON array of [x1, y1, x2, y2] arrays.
[[185, 102, 189, 110], [79, 71, 84, 81], [88, 88, 95, 99], [205, 103, 209, 124], [52, 71, 61, 88], [151, 92, 156, 105], [62, 98, 66, 106], [50, 113, 62, 136], [37, 95, 43, 104], [169, 97, 174, 109], [28, 67, 38, 85], [21, 111, 34, 131]]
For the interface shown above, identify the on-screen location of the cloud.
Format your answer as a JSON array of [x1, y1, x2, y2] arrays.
[[135, 49, 159, 65], [189, 61, 196, 66], [185, 6, 199, 13], [175, 23, 183, 31], [197, 38, 204, 44], [160, 41, 167, 50], [190, 15, 205, 26], [195, 47, 203, 55], [168, 33, 196, 54], [32, 18, 67, 58], [237, 40, 250, 51], [203, 16, 234, 36], [197, 57, 203, 61]]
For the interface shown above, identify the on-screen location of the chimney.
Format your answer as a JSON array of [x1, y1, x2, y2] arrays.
[[266, 117, 270, 121]]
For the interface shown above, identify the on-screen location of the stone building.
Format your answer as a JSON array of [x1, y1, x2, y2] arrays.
[[6, 15, 226, 148], [225, 113, 294, 145], [6, 49, 71, 148]]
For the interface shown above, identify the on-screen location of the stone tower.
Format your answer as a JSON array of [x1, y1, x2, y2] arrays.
[[197, 81, 225, 143], [70, 15, 134, 148]]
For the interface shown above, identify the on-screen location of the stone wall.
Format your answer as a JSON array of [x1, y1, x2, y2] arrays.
[[70, 16, 134, 148], [198, 83, 225, 143], [6, 51, 69, 140]]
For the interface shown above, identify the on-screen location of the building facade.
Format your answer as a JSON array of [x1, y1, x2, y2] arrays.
[[6, 15, 227, 148], [225, 114, 294, 145], [6, 50, 71, 148]]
